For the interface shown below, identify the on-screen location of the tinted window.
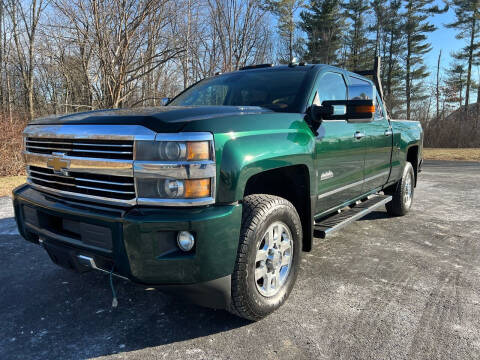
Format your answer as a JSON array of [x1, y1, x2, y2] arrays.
[[169, 69, 309, 112], [348, 76, 373, 100], [184, 84, 228, 106], [314, 72, 347, 104]]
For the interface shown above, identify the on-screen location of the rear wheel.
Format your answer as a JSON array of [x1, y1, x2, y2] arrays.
[[229, 194, 302, 321], [385, 161, 415, 216]]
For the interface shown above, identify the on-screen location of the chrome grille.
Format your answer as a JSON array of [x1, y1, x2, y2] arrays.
[[23, 125, 215, 207], [28, 166, 135, 201], [26, 137, 134, 160]]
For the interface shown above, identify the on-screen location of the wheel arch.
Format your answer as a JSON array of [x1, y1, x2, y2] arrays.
[[406, 145, 419, 187], [243, 165, 314, 252]]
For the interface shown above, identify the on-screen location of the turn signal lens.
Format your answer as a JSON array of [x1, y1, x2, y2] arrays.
[[184, 178, 211, 198], [187, 141, 210, 161], [355, 105, 375, 113]]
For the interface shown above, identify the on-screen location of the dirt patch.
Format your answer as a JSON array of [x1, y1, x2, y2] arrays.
[[0, 176, 26, 197], [423, 148, 480, 162]]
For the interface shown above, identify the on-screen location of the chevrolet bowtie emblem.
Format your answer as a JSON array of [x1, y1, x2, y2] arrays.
[[47, 155, 70, 175]]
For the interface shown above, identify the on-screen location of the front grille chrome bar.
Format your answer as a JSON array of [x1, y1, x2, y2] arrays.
[[28, 175, 135, 195], [24, 152, 133, 177], [27, 166, 136, 200], [27, 139, 133, 147], [26, 179, 137, 206], [25, 139, 134, 160]]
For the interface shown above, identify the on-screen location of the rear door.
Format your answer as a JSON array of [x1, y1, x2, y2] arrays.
[[362, 91, 392, 190], [314, 71, 367, 215]]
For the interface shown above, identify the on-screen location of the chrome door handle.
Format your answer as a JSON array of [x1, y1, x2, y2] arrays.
[[354, 131, 365, 140], [384, 129, 393, 136]]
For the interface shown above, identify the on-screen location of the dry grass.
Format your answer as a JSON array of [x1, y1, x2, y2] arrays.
[[423, 148, 480, 162], [0, 116, 27, 176], [0, 176, 26, 197]]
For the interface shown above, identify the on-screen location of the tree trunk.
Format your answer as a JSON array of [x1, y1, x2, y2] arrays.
[[289, 28, 293, 62], [476, 76, 480, 129], [6, 70, 12, 123], [406, 32, 411, 119], [0, 2, 3, 114], [386, 29, 394, 108], [436, 50, 441, 121], [465, 17, 476, 110]]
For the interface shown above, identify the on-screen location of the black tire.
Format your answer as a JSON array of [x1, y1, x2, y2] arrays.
[[385, 162, 415, 216], [229, 194, 302, 321]]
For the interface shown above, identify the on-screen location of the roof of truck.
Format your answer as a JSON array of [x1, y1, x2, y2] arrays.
[[229, 63, 374, 85]]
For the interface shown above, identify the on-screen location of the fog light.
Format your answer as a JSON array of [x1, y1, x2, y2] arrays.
[[177, 231, 195, 251]]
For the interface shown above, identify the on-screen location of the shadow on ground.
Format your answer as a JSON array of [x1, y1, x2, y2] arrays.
[[357, 211, 390, 221], [0, 234, 249, 360]]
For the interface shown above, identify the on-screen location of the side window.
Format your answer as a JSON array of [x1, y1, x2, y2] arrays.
[[348, 76, 373, 100], [315, 72, 347, 105], [375, 93, 384, 119]]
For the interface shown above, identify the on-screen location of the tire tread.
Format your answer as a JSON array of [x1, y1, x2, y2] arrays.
[[229, 194, 300, 321], [386, 162, 414, 216]]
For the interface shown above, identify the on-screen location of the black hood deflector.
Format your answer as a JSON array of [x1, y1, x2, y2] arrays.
[[30, 106, 272, 133]]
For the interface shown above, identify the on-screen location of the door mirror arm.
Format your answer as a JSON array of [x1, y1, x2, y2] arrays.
[[305, 104, 332, 132]]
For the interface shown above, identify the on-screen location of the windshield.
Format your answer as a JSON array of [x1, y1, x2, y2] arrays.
[[168, 69, 309, 112]]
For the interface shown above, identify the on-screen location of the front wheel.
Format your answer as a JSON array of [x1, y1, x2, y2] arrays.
[[229, 194, 302, 321], [385, 161, 415, 216]]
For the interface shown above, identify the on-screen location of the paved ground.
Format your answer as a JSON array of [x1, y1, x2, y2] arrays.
[[1, 160, 479, 360]]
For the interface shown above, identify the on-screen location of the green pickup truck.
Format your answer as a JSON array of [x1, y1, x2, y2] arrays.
[[13, 62, 423, 320]]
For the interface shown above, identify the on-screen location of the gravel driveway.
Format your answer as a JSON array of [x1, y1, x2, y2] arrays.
[[1, 160, 479, 360]]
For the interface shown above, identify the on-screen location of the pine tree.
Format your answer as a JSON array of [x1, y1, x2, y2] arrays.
[[444, 62, 466, 110], [383, 0, 405, 116], [446, 0, 480, 109], [369, 0, 387, 58], [263, 0, 304, 63], [299, 0, 344, 64], [341, 0, 370, 70], [403, 0, 446, 119]]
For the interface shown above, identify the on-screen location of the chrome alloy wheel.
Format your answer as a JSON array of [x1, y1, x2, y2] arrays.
[[404, 172, 413, 208], [254, 221, 293, 297]]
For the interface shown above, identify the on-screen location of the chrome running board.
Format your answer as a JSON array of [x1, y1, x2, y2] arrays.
[[314, 194, 392, 239]]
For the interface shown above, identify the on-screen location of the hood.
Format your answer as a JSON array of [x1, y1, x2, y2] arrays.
[[30, 106, 273, 133]]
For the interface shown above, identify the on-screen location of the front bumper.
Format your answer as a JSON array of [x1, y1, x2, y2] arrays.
[[13, 185, 242, 308]]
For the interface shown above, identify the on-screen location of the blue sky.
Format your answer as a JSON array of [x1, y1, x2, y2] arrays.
[[426, 0, 464, 80]]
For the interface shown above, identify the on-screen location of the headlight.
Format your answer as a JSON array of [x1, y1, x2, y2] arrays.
[[136, 141, 210, 161], [161, 142, 186, 160], [136, 178, 211, 199], [163, 179, 185, 198], [134, 133, 215, 206]]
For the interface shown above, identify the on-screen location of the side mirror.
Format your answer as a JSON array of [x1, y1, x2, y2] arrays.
[[161, 97, 171, 106], [309, 99, 375, 124]]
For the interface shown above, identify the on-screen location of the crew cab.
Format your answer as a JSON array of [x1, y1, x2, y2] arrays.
[[13, 61, 423, 320]]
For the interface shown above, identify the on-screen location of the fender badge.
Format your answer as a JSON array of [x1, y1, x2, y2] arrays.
[[320, 170, 334, 181]]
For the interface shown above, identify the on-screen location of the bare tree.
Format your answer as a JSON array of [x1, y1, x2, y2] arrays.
[[6, 0, 47, 120], [207, 0, 272, 72]]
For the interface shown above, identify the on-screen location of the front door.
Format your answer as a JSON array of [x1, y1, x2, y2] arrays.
[[363, 92, 392, 190], [313, 72, 366, 214]]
